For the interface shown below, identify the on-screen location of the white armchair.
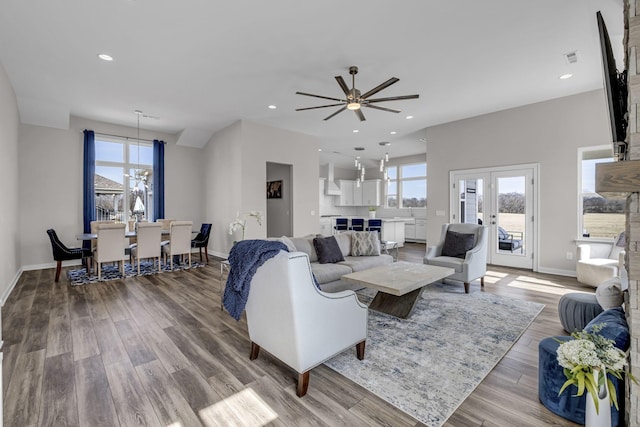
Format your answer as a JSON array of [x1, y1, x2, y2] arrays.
[[245, 251, 367, 397], [576, 241, 625, 288], [424, 223, 488, 294]]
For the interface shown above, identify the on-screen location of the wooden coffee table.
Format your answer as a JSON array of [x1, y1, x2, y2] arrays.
[[341, 262, 454, 319]]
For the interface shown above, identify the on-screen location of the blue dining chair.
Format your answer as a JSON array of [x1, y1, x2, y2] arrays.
[[334, 218, 348, 233], [191, 223, 212, 263], [350, 218, 365, 231]]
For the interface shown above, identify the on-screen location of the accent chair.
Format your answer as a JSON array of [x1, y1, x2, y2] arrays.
[[245, 250, 367, 397], [424, 223, 488, 293]]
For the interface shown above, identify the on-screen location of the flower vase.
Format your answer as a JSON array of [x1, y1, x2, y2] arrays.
[[368, 211, 376, 219], [585, 368, 611, 427]]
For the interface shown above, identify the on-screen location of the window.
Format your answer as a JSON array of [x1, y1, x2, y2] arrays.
[[579, 147, 624, 238], [385, 162, 427, 208], [94, 137, 154, 226]]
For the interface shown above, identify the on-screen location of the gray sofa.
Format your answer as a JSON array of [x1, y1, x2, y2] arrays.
[[282, 231, 394, 292]]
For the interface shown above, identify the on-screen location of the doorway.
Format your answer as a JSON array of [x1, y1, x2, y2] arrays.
[[450, 164, 539, 270], [266, 162, 293, 237]]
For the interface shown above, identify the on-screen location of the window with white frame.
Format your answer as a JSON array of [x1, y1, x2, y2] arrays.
[[579, 146, 624, 238], [94, 137, 154, 226], [385, 162, 427, 208]]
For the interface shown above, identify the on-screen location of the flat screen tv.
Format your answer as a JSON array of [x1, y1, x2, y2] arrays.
[[597, 11, 628, 160]]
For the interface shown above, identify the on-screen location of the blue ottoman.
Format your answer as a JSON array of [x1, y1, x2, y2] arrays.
[[538, 308, 629, 426], [558, 292, 602, 333]]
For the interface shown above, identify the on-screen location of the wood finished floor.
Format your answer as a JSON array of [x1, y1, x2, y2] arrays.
[[3, 244, 584, 426]]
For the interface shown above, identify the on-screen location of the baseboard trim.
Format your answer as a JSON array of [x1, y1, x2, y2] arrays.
[[537, 267, 576, 277], [1, 267, 23, 306]]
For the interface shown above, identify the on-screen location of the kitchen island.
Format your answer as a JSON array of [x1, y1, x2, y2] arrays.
[[319, 216, 412, 247]]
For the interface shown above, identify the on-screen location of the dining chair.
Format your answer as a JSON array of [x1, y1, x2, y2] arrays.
[[191, 223, 212, 263], [350, 218, 365, 231], [46, 229, 92, 282], [162, 221, 193, 269], [90, 220, 113, 252], [94, 222, 127, 280], [130, 222, 162, 274], [334, 218, 348, 233]]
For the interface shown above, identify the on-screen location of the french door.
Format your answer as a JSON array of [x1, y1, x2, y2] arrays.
[[450, 164, 538, 270]]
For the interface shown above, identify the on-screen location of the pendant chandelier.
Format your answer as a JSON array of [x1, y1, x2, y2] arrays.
[[125, 110, 149, 188]]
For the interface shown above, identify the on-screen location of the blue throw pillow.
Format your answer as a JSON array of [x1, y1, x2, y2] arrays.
[[584, 307, 630, 350]]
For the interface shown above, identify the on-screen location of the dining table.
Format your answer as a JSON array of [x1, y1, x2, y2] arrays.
[[76, 229, 172, 240]]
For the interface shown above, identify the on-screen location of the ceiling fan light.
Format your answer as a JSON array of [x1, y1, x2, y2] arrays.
[[347, 102, 361, 110]]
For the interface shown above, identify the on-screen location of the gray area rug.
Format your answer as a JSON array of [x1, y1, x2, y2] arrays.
[[324, 281, 544, 426]]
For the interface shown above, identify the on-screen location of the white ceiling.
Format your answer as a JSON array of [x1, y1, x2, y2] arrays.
[[0, 0, 624, 168]]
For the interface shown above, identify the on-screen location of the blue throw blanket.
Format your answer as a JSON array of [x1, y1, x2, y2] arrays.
[[223, 239, 288, 320]]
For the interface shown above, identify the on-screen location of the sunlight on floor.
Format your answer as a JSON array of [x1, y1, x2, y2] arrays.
[[198, 388, 278, 426], [507, 275, 592, 296]]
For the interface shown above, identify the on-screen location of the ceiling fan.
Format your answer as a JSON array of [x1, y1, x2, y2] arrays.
[[295, 66, 419, 122]]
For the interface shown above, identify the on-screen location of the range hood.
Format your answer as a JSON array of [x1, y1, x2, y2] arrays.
[[325, 163, 342, 196]]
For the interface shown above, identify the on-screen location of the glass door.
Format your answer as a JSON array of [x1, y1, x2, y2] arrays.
[[451, 165, 537, 270]]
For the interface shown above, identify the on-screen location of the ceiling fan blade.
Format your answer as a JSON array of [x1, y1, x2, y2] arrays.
[[323, 106, 348, 121], [296, 91, 344, 102], [366, 94, 420, 103], [335, 76, 351, 96], [363, 104, 401, 113], [355, 109, 366, 121], [296, 103, 345, 111], [360, 77, 399, 99]]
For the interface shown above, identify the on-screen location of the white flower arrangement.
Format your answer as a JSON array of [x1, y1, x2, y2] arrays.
[[228, 210, 264, 241], [556, 323, 636, 414]]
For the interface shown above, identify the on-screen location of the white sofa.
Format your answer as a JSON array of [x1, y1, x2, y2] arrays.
[[576, 241, 625, 288], [245, 250, 367, 397]]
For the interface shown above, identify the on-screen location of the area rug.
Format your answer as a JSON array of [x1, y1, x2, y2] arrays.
[[324, 282, 544, 426], [67, 260, 205, 285]]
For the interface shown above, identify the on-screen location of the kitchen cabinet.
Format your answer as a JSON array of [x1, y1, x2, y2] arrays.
[[381, 220, 405, 247], [362, 179, 381, 206], [336, 179, 379, 206], [405, 219, 426, 242], [319, 218, 332, 236]]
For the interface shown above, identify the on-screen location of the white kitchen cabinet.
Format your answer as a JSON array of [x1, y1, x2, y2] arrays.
[[337, 180, 354, 206], [405, 219, 426, 242], [319, 218, 332, 236], [337, 179, 378, 206], [415, 219, 427, 242], [381, 220, 405, 247], [362, 179, 381, 206]]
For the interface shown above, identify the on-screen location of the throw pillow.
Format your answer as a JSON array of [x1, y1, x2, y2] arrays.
[[351, 231, 381, 256], [441, 230, 476, 258], [313, 236, 345, 264], [584, 307, 630, 350]]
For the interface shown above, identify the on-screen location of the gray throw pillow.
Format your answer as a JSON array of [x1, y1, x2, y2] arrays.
[[313, 236, 345, 264], [351, 231, 381, 256], [441, 230, 475, 258]]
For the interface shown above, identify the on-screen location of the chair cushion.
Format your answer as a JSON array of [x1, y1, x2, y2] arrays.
[[426, 256, 464, 273], [339, 254, 393, 272], [557, 293, 603, 333], [333, 231, 354, 257], [351, 231, 381, 256], [441, 230, 475, 258], [313, 236, 345, 264], [584, 307, 630, 350]]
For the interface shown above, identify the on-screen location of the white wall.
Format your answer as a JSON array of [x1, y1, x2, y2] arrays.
[[0, 62, 20, 303], [426, 90, 610, 275], [204, 120, 319, 256], [17, 116, 205, 268]]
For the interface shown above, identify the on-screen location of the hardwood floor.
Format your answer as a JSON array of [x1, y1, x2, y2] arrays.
[[3, 244, 583, 426]]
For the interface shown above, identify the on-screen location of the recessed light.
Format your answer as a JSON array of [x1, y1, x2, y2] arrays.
[[97, 53, 113, 61], [559, 73, 573, 80], [405, 115, 413, 119], [390, 131, 397, 135], [318, 148, 322, 152], [268, 105, 277, 109], [353, 130, 359, 133]]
